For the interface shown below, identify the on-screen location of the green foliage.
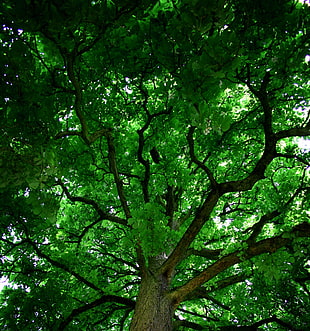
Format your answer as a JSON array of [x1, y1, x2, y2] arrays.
[[129, 202, 171, 257], [1, 0, 310, 330], [254, 250, 295, 284]]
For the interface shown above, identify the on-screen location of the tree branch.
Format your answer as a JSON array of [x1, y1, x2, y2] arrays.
[[58, 295, 135, 330], [247, 186, 308, 244], [276, 152, 310, 166], [171, 222, 310, 305], [217, 71, 276, 194], [188, 248, 222, 260], [219, 135, 276, 194], [136, 107, 170, 202], [28, 240, 102, 293], [66, 51, 89, 143], [106, 131, 131, 219], [218, 316, 303, 330], [55, 51, 110, 145], [275, 126, 310, 140], [161, 190, 221, 278], [184, 273, 248, 303], [208, 273, 248, 293], [56, 179, 128, 226], [173, 318, 205, 330], [187, 126, 218, 189], [176, 73, 309, 275], [162, 105, 309, 279], [54, 130, 82, 140]]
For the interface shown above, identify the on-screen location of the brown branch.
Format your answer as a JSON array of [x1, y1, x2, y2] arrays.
[[58, 295, 135, 330], [161, 189, 221, 277], [106, 131, 131, 219], [250, 71, 273, 140], [205, 294, 231, 311], [66, 51, 89, 142], [204, 70, 309, 212], [170, 222, 310, 305], [89, 127, 110, 144], [56, 179, 128, 226], [275, 126, 310, 140], [276, 152, 310, 166], [219, 137, 276, 193], [217, 71, 275, 194], [137, 126, 151, 203], [188, 248, 222, 260], [182, 273, 248, 302], [248, 316, 302, 331], [54, 130, 82, 140], [137, 116, 151, 203], [136, 107, 170, 202], [176, 308, 216, 320], [246, 210, 281, 244], [28, 240, 102, 293], [187, 126, 218, 189], [55, 128, 110, 143], [165, 185, 177, 229], [57, 51, 110, 145], [247, 186, 309, 244], [173, 318, 205, 330], [164, 185, 183, 230], [162, 101, 309, 278], [218, 316, 303, 331], [208, 273, 248, 293]]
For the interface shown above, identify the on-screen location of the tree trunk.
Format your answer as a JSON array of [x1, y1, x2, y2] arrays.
[[129, 271, 174, 331]]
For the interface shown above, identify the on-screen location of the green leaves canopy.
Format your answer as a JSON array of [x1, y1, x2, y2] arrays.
[[1, 0, 310, 330]]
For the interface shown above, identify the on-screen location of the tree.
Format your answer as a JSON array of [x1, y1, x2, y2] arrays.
[[1, 0, 310, 329]]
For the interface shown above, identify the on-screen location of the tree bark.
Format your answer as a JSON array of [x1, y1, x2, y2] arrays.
[[129, 269, 174, 331]]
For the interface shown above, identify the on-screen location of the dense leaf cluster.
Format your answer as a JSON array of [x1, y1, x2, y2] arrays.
[[1, 0, 310, 330]]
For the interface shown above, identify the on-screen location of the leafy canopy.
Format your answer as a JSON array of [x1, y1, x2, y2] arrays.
[[1, 0, 310, 330]]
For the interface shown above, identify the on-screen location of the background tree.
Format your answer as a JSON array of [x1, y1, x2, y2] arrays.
[[1, 0, 310, 330]]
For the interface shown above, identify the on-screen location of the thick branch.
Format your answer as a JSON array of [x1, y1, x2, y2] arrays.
[[275, 126, 310, 140], [218, 71, 275, 193], [246, 210, 281, 244], [58, 295, 135, 330], [171, 222, 310, 305], [162, 110, 309, 278], [161, 190, 221, 276], [56, 179, 127, 226], [54, 131, 82, 139], [244, 69, 273, 138], [162, 133, 273, 275], [219, 136, 276, 193], [258, 71, 273, 139]]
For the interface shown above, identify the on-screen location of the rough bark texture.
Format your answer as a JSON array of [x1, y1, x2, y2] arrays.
[[129, 270, 174, 331]]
